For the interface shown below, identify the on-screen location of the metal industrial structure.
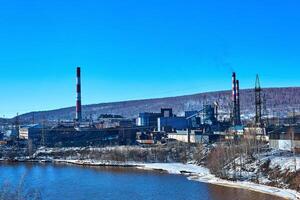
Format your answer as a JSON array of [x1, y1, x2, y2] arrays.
[[236, 80, 241, 125], [232, 72, 241, 126], [255, 74, 262, 126], [76, 67, 82, 122], [2, 68, 284, 149], [2, 67, 297, 158]]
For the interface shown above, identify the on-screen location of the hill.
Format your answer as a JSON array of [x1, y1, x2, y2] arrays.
[[11, 87, 300, 123]]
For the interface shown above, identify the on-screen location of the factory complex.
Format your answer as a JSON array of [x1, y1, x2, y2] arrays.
[[1, 68, 299, 153]]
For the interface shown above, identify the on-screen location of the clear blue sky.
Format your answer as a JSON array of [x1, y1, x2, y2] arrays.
[[0, 0, 299, 117]]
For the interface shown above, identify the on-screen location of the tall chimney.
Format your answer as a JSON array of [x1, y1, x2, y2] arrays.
[[232, 72, 237, 125], [76, 67, 82, 122], [236, 80, 241, 125]]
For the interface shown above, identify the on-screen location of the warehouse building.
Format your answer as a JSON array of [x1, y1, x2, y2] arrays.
[[19, 124, 42, 140], [137, 108, 174, 128], [269, 126, 300, 152], [137, 112, 162, 127], [158, 117, 188, 132], [168, 130, 222, 144]]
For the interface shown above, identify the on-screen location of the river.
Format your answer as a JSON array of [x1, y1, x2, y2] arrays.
[[0, 163, 284, 200]]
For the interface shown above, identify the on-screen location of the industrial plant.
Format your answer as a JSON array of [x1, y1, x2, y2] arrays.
[[0, 67, 299, 153]]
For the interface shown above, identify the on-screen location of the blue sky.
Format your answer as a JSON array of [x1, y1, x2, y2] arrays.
[[0, 0, 300, 117]]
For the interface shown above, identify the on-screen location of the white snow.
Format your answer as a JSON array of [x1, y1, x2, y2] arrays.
[[138, 163, 300, 200], [270, 156, 300, 172], [53, 159, 140, 167], [140, 163, 210, 175]]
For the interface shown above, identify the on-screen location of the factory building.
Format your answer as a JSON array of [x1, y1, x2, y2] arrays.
[[137, 108, 174, 128], [2, 129, 18, 140], [168, 130, 222, 144], [137, 112, 162, 127], [136, 131, 166, 145], [96, 115, 134, 129], [158, 117, 188, 132], [46, 123, 138, 147], [202, 105, 218, 125], [158, 103, 226, 133], [227, 125, 244, 136], [19, 124, 42, 140], [244, 127, 268, 141], [161, 108, 173, 117], [269, 126, 300, 152], [185, 111, 201, 128], [185, 104, 225, 132], [45, 126, 121, 147]]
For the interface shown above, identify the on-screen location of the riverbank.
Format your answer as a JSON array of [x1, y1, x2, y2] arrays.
[[21, 159, 299, 200], [1, 145, 299, 199], [140, 163, 300, 200]]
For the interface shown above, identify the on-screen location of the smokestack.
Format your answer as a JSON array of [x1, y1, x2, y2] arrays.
[[232, 72, 237, 125], [76, 67, 82, 122], [236, 80, 241, 125]]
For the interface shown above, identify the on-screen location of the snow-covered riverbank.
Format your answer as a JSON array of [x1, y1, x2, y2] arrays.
[[47, 159, 300, 200], [139, 163, 300, 199], [2, 146, 300, 199], [140, 163, 300, 200]]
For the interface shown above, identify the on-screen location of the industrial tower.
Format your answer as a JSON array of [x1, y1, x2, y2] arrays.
[[232, 72, 241, 126], [255, 74, 262, 126], [76, 67, 82, 122]]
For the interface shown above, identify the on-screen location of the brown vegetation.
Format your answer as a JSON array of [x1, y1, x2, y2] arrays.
[[33, 142, 205, 164], [205, 138, 265, 180], [260, 161, 300, 192]]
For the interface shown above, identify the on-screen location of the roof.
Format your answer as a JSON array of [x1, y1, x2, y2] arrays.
[[269, 126, 300, 135], [20, 124, 42, 129], [229, 125, 244, 131], [269, 126, 300, 140]]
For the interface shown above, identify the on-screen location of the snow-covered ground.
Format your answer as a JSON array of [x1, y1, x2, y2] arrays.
[[51, 159, 300, 200], [270, 156, 300, 172], [140, 163, 210, 175], [139, 163, 300, 200]]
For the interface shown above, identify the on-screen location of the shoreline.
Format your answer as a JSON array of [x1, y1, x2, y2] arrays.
[[1, 159, 299, 200], [139, 163, 300, 200]]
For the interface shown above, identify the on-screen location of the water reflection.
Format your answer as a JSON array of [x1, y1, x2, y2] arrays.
[[0, 163, 284, 200]]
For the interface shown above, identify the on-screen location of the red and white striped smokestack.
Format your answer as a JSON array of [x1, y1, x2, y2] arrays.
[[236, 79, 241, 125], [76, 67, 82, 122], [232, 72, 237, 125]]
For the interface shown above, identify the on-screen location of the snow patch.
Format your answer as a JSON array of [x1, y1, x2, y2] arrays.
[[138, 163, 300, 200]]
